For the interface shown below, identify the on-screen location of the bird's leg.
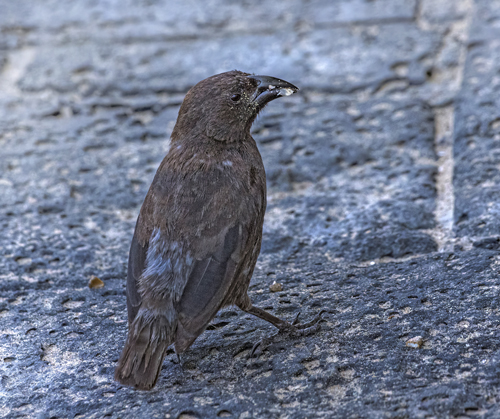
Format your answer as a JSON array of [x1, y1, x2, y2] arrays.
[[241, 305, 325, 357]]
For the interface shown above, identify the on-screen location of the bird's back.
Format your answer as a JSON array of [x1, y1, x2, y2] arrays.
[[128, 135, 266, 352]]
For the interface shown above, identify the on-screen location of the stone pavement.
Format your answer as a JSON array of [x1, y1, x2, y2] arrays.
[[1, 0, 500, 417]]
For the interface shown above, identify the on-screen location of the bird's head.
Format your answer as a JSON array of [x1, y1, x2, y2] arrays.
[[172, 70, 298, 143]]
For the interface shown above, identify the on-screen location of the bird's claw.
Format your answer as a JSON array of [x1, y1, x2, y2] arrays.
[[249, 310, 326, 359], [293, 309, 327, 330], [250, 337, 271, 359]]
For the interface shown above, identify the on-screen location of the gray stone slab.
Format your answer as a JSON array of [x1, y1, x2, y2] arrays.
[[1, 0, 499, 418], [0, 0, 418, 39], [303, 0, 416, 24], [467, 0, 500, 43], [14, 22, 439, 96], [296, 23, 439, 91], [419, 0, 470, 24], [0, 0, 302, 49], [0, 0, 298, 32], [1, 249, 500, 418], [252, 95, 437, 260], [17, 35, 304, 95], [453, 0, 500, 237]]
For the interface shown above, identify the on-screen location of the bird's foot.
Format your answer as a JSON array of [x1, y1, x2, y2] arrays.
[[249, 310, 326, 358]]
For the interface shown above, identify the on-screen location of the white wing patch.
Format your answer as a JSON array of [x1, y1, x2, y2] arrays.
[[139, 228, 193, 301]]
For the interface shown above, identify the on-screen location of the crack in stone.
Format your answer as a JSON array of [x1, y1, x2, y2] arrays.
[[0, 48, 35, 98], [433, 106, 456, 251], [430, 0, 474, 252]]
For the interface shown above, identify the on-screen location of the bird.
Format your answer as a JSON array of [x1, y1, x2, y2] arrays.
[[115, 70, 322, 390]]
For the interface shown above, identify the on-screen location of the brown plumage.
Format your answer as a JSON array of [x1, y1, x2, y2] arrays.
[[115, 70, 309, 390]]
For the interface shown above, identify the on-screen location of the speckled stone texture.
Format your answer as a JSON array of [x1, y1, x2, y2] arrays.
[[1, 0, 499, 418]]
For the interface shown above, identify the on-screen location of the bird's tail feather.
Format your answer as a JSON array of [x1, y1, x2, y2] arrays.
[[115, 308, 174, 390]]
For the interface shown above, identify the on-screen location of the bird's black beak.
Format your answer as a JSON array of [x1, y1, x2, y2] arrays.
[[247, 75, 299, 108]]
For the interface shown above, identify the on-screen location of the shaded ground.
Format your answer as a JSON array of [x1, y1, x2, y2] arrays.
[[1, 0, 500, 418]]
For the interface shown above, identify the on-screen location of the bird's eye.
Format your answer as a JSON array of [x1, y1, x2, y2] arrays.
[[231, 94, 241, 102]]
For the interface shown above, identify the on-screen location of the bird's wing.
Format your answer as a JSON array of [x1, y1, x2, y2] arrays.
[[126, 225, 148, 324], [173, 222, 246, 352], [126, 217, 246, 351]]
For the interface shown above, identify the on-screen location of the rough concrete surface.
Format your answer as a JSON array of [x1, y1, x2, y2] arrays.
[[1, 0, 500, 418]]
